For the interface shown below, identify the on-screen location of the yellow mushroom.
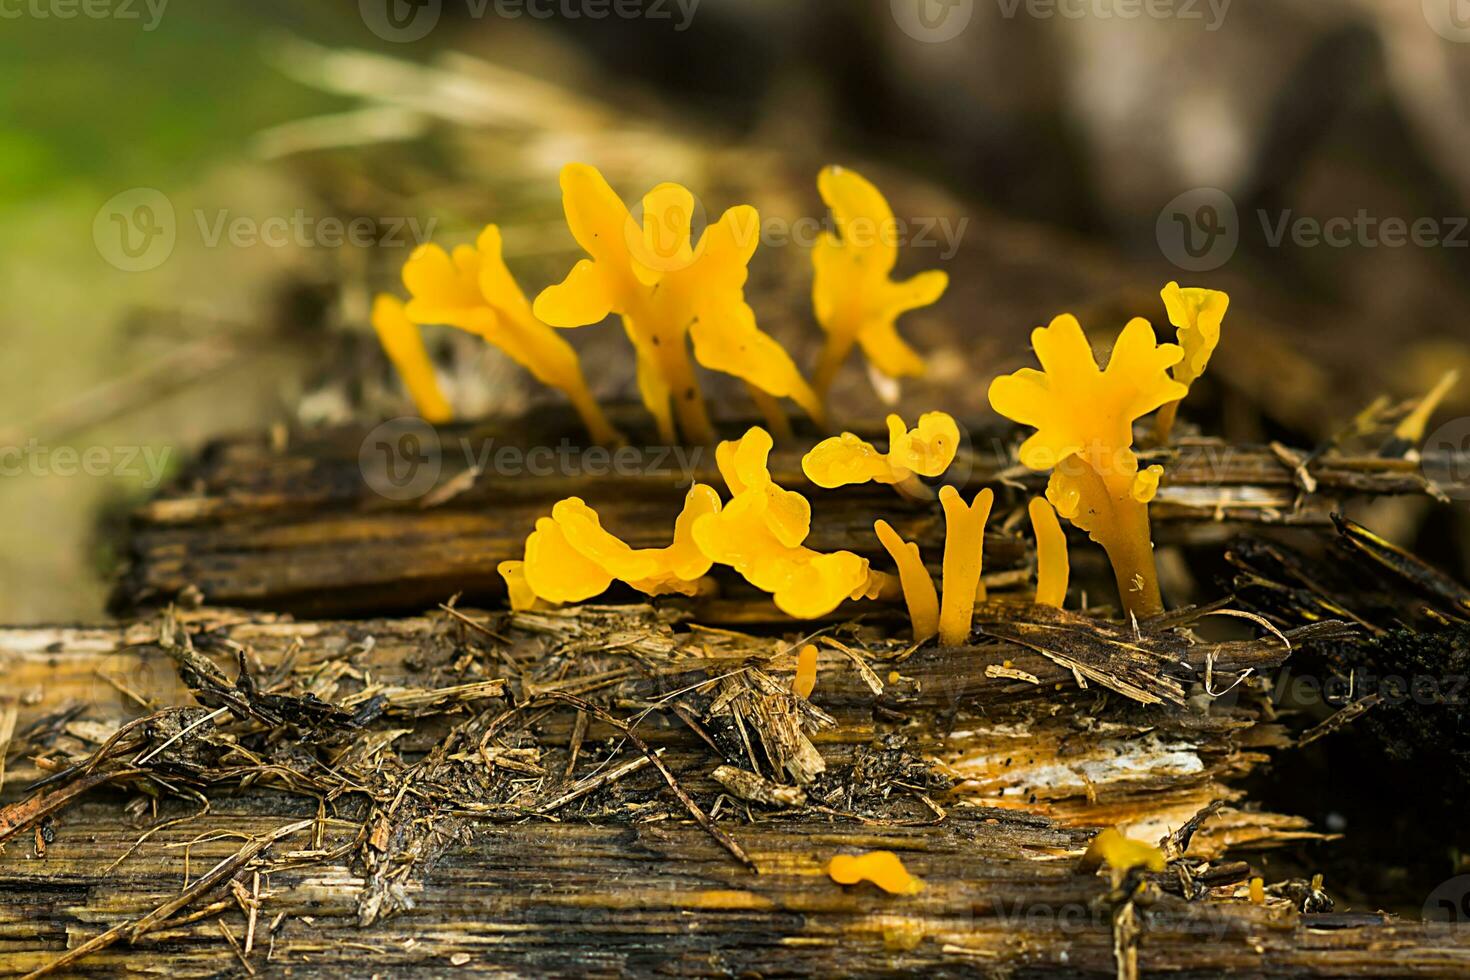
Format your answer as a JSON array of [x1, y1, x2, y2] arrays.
[[1153, 281, 1228, 443], [988, 314, 1185, 618], [810, 166, 949, 407], [370, 294, 452, 423], [827, 850, 923, 895], [938, 487, 994, 646], [792, 643, 819, 699], [693, 427, 879, 618], [399, 224, 622, 445], [535, 164, 821, 444], [802, 411, 960, 497], [873, 519, 939, 642], [512, 484, 722, 609], [1029, 497, 1069, 607], [1078, 827, 1167, 878]]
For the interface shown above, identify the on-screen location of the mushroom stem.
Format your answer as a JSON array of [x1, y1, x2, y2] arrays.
[[937, 487, 994, 646], [1029, 497, 1070, 607], [747, 384, 794, 443], [874, 520, 938, 642], [371, 296, 453, 424], [1152, 399, 1181, 445]]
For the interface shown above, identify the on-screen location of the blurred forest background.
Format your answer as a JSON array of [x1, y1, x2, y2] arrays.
[[3, 0, 1470, 621]]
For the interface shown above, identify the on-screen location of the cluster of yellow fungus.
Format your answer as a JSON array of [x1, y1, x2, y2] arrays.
[[694, 428, 891, 618], [802, 411, 960, 498], [810, 166, 949, 407], [498, 484, 719, 611], [375, 225, 623, 444], [504, 427, 892, 619], [827, 850, 924, 895], [534, 164, 822, 446], [1153, 281, 1229, 444], [989, 313, 1189, 619], [874, 486, 995, 646]]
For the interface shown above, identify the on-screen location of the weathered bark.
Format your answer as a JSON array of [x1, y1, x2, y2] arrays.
[[111, 408, 1460, 617], [3, 606, 1464, 977]]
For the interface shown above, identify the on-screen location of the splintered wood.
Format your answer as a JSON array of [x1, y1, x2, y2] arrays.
[[3, 605, 1465, 975]]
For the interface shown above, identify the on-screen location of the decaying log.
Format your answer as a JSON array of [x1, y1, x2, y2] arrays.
[[112, 408, 1465, 617], [4, 604, 1466, 977]]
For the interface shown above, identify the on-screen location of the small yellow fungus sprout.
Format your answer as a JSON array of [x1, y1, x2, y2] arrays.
[[1395, 368, 1460, 447], [1029, 497, 1069, 607], [1249, 876, 1265, 905], [535, 164, 821, 445], [827, 850, 923, 895], [937, 487, 994, 645], [395, 225, 622, 445], [792, 643, 819, 699], [802, 411, 960, 497], [1078, 827, 1167, 879], [693, 427, 887, 618], [988, 314, 1186, 618], [371, 295, 452, 423], [810, 167, 949, 405], [504, 484, 721, 610], [873, 520, 939, 642], [1153, 281, 1229, 443]]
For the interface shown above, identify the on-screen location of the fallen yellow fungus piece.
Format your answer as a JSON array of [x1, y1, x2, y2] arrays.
[[989, 313, 1185, 618], [512, 485, 721, 609], [398, 225, 621, 445], [1078, 827, 1167, 876], [810, 166, 948, 406], [1153, 281, 1228, 443], [371, 295, 452, 423], [1029, 496, 1069, 607], [874, 519, 939, 642], [827, 850, 923, 895], [535, 164, 821, 444], [792, 643, 819, 699], [694, 428, 878, 618], [938, 486, 994, 646], [802, 411, 959, 496]]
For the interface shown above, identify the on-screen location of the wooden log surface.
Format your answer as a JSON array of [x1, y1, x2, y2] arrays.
[[112, 407, 1463, 618], [4, 604, 1468, 977]]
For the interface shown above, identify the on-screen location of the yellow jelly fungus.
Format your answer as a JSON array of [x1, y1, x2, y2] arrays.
[[988, 314, 1185, 618], [802, 411, 960, 494], [534, 164, 822, 445], [811, 167, 949, 405], [874, 519, 939, 642], [694, 427, 878, 618], [1396, 368, 1460, 445], [1078, 827, 1167, 876], [398, 225, 622, 445], [938, 487, 994, 647], [1153, 281, 1229, 444], [1028, 497, 1069, 608], [827, 851, 923, 895], [793, 643, 819, 699], [514, 484, 722, 609], [371, 294, 453, 423], [1249, 877, 1265, 905]]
